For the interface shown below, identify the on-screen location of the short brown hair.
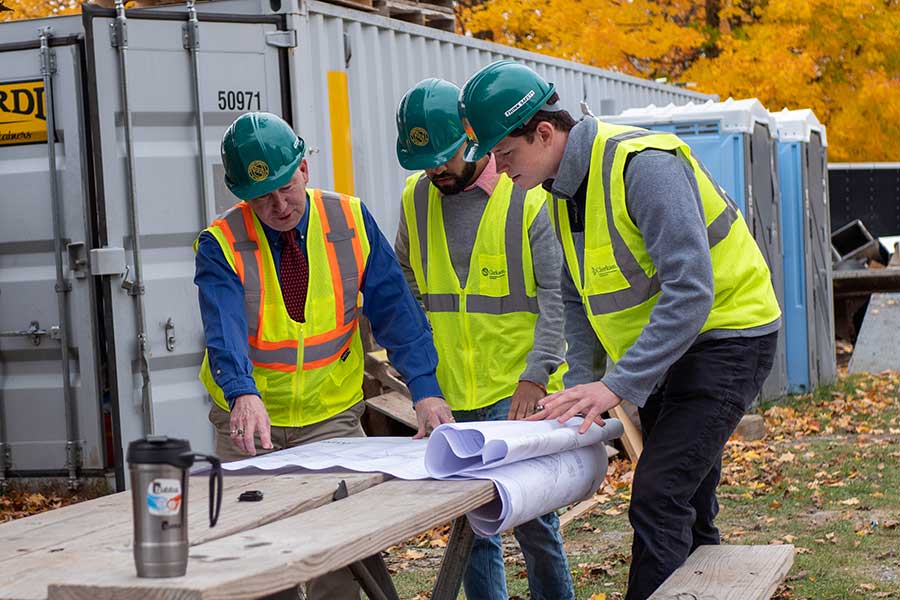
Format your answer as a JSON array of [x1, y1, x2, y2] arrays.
[[509, 93, 577, 142]]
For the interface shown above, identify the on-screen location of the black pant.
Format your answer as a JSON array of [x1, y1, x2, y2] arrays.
[[624, 332, 777, 600]]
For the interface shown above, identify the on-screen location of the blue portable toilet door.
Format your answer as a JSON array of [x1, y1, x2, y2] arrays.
[[806, 132, 836, 387], [748, 123, 788, 400]]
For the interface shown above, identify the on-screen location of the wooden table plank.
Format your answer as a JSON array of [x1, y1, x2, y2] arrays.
[[46, 479, 497, 600], [0, 471, 387, 600], [0, 473, 274, 563], [648, 544, 795, 600]]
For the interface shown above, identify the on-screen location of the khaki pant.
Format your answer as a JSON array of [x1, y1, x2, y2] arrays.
[[209, 401, 367, 600]]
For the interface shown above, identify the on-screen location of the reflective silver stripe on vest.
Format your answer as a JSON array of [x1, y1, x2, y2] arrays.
[[303, 326, 356, 364], [319, 191, 361, 327], [586, 130, 662, 315], [422, 293, 459, 312], [248, 345, 296, 366], [223, 207, 262, 338], [584, 129, 738, 315], [413, 173, 431, 278], [413, 176, 538, 315], [693, 156, 739, 247]]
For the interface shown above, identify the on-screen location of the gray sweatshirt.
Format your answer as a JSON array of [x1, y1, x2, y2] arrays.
[[394, 181, 566, 388], [552, 118, 780, 406]]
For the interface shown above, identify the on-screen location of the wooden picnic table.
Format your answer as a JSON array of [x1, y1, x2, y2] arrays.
[[0, 469, 496, 600]]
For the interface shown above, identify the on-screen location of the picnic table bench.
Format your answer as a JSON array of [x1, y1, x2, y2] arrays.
[[0, 470, 496, 600]]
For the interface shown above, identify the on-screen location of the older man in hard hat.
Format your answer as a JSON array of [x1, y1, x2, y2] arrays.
[[194, 111, 453, 599], [393, 78, 574, 600], [457, 61, 782, 600]]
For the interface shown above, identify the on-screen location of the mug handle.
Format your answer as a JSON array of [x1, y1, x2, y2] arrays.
[[187, 453, 223, 527]]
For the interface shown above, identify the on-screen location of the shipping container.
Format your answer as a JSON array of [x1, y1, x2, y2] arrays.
[[602, 99, 789, 401], [0, 0, 715, 488]]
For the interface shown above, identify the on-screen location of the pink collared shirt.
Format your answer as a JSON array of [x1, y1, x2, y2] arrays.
[[464, 154, 501, 196]]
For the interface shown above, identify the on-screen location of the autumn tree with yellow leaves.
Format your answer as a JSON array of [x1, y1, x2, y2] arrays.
[[459, 0, 900, 161]]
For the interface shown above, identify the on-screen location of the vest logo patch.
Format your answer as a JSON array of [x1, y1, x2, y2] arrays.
[[247, 160, 270, 182], [592, 264, 618, 277], [409, 127, 430, 147], [481, 267, 506, 280]]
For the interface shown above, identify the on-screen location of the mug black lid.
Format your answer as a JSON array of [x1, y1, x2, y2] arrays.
[[126, 435, 193, 467]]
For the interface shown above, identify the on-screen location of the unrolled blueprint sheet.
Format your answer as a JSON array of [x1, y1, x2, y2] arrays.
[[425, 418, 622, 477], [221, 419, 624, 536]]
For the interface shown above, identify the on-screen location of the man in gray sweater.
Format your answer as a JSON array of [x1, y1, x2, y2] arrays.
[[394, 78, 574, 600], [459, 61, 782, 600]]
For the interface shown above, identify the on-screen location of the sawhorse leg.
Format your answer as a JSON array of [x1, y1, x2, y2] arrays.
[[431, 517, 476, 600]]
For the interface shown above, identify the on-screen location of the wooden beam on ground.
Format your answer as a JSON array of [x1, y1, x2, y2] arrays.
[[365, 391, 418, 430], [610, 405, 643, 462], [648, 544, 795, 600]]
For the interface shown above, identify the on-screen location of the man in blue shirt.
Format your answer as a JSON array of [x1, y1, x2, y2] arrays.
[[194, 113, 453, 598]]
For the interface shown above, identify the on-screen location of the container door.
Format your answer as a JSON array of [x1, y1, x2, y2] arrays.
[[0, 38, 106, 478], [84, 6, 290, 485], [806, 132, 836, 386]]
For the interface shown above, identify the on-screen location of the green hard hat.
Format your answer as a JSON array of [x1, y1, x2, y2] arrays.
[[458, 60, 555, 162], [396, 78, 469, 170], [221, 112, 306, 200]]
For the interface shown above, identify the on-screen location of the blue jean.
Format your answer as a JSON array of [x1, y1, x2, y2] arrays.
[[453, 397, 575, 600]]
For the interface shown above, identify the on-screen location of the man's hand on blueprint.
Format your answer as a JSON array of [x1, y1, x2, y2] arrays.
[[413, 396, 455, 439], [527, 381, 622, 434]]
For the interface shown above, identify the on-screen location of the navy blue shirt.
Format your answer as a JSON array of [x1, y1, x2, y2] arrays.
[[195, 194, 442, 407]]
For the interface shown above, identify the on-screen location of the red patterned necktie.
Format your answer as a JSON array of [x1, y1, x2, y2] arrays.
[[280, 230, 308, 323]]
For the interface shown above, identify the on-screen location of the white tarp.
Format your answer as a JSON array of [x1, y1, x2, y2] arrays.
[[221, 418, 624, 535]]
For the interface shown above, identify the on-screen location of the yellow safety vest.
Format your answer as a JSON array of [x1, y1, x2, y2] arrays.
[[198, 189, 371, 427], [552, 119, 781, 362], [403, 172, 566, 411]]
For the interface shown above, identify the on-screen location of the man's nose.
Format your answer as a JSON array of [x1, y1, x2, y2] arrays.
[[270, 191, 288, 211], [494, 154, 509, 174], [426, 164, 446, 177]]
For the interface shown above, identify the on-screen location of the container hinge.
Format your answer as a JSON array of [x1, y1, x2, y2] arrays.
[[182, 19, 200, 49], [0, 321, 61, 346], [39, 29, 57, 75], [266, 29, 297, 48], [109, 16, 128, 48], [164, 317, 176, 352]]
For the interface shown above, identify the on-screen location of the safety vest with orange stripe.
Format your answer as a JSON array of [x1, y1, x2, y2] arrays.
[[198, 189, 371, 427]]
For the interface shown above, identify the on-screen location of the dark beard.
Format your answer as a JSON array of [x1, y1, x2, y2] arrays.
[[430, 161, 478, 195]]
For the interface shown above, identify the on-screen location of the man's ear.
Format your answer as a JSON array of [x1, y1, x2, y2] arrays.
[[298, 158, 310, 185], [535, 121, 555, 146]]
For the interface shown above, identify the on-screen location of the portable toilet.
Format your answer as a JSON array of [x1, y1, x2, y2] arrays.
[[773, 109, 836, 392], [603, 99, 788, 401]]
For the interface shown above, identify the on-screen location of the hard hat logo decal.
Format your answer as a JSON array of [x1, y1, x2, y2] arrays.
[[504, 89, 535, 118], [247, 160, 270, 182], [462, 117, 478, 143], [409, 127, 430, 147]]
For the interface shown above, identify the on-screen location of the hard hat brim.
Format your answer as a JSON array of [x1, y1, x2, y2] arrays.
[[396, 135, 468, 171]]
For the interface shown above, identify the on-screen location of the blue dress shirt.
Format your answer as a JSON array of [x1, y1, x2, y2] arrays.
[[194, 194, 442, 408]]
